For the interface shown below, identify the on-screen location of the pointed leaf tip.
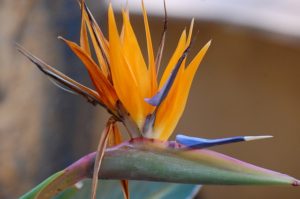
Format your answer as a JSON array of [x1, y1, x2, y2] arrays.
[[292, 180, 300, 186]]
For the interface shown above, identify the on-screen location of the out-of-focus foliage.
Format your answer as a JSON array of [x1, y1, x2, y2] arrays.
[[56, 180, 199, 199]]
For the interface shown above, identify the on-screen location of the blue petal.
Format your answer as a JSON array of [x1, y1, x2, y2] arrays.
[[145, 47, 190, 107], [176, 134, 245, 149]]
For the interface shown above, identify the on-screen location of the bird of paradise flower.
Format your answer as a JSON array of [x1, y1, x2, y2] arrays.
[[18, 1, 299, 199]]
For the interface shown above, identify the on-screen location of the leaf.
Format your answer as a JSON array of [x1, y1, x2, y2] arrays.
[[99, 138, 300, 186], [60, 180, 200, 199], [19, 171, 64, 199], [20, 138, 300, 199]]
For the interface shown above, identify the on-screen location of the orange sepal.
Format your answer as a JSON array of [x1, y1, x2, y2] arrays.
[[81, 1, 110, 76], [142, 1, 157, 95], [59, 37, 118, 111], [156, 41, 211, 140], [108, 4, 146, 128]]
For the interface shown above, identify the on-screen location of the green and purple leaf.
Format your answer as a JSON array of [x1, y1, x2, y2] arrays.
[[20, 138, 299, 199]]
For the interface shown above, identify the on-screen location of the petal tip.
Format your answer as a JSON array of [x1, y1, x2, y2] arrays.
[[244, 135, 273, 141], [144, 97, 158, 106], [207, 39, 212, 46], [57, 36, 64, 41]]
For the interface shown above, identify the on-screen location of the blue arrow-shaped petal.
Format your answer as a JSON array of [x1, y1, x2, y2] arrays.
[[176, 134, 273, 149], [145, 46, 190, 107]]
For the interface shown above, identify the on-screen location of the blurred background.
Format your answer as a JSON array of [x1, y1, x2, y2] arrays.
[[1, 0, 300, 198]]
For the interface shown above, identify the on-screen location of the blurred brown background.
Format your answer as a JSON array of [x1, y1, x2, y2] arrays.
[[1, 0, 300, 198]]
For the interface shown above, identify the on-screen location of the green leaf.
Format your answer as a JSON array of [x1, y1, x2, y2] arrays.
[[20, 171, 65, 199], [99, 139, 299, 186], [61, 180, 200, 199], [20, 138, 299, 199]]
